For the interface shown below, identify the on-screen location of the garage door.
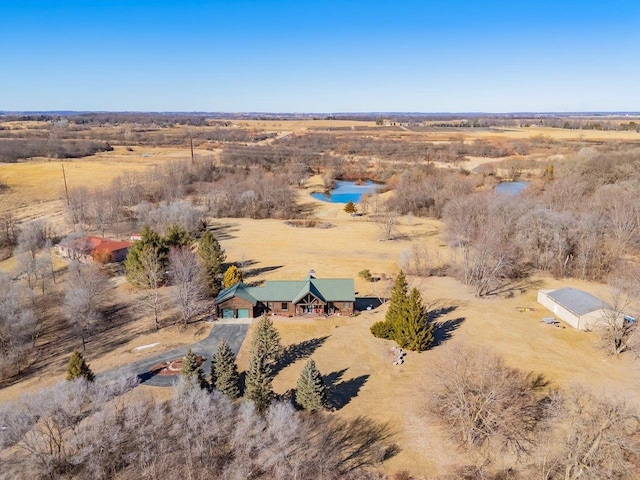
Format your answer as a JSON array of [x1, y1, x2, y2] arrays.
[[237, 308, 250, 318], [222, 309, 234, 319]]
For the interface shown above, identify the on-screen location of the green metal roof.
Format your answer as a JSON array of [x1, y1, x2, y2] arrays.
[[292, 280, 326, 304], [245, 278, 355, 303], [214, 282, 257, 306]]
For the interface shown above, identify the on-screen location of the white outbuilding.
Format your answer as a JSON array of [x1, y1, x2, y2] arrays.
[[537, 287, 611, 331]]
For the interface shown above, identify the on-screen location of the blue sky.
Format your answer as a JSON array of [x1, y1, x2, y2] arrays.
[[1, 1, 639, 112]]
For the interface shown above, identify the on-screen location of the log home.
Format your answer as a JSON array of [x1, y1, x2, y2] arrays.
[[214, 272, 355, 319]]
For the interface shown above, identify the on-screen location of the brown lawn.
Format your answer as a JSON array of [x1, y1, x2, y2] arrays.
[[224, 205, 640, 478]]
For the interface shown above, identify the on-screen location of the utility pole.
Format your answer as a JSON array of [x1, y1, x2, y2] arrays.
[[190, 137, 195, 165], [61, 163, 70, 207]]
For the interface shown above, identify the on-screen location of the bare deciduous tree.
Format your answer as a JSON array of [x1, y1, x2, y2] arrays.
[[376, 209, 399, 241], [0, 273, 37, 377], [536, 387, 640, 480], [596, 289, 639, 356], [0, 212, 18, 248], [428, 346, 549, 460], [63, 262, 109, 350], [169, 246, 207, 325], [0, 377, 136, 478], [67, 186, 91, 227], [129, 244, 165, 330], [0, 375, 392, 480]]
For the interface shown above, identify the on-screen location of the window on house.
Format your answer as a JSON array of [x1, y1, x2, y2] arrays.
[[281, 302, 288, 310], [268, 302, 273, 308], [343, 302, 350, 308]]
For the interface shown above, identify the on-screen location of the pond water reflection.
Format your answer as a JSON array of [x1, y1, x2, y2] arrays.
[[311, 180, 381, 204]]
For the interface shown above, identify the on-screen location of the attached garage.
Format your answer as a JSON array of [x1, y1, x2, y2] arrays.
[[214, 283, 259, 319], [537, 287, 611, 331]]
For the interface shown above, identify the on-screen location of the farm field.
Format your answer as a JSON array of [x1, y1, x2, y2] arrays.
[[0, 145, 213, 220]]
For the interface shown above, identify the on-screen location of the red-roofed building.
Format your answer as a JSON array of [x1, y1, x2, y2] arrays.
[[57, 236, 132, 264]]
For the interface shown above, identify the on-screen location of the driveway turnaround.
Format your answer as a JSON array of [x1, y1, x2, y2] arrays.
[[98, 322, 250, 387]]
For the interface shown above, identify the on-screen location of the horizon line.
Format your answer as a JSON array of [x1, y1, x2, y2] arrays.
[[2, 110, 640, 117]]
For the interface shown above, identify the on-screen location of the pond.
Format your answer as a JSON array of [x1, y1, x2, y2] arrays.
[[311, 180, 381, 204], [495, 181, 530, 196]]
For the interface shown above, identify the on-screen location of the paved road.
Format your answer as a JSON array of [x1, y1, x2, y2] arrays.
[[98, 321, 250, 387]]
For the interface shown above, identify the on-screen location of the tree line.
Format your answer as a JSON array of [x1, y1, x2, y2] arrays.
[[0, 138, 112, 162]]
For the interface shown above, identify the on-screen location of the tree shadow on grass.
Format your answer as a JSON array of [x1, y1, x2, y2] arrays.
[[488, 277, 545, 298], [431, 317, 465, 348], [272, 336, 330, 375], [324, 368, 370, 410], [241, 261, 283, 286], [428, 305, 458, 322], [208, 222, 240, 241], [327, 415, 400, 471]]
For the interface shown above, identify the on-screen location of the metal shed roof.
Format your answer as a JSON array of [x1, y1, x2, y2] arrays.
[[545, 287, 609, 317]]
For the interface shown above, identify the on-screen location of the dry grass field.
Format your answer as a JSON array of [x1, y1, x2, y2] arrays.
[[0, 145, 211, 220], [2, 118, 640, 477], [222, 198, 640, 477]]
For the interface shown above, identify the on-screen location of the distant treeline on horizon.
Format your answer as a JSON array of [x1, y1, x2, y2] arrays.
[[1, 111, 639, 129]]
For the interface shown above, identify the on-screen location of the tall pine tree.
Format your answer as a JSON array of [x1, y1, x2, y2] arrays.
[[295, 358, 326, 411], [250, 315, 282, 365], [198, 230, 226, 297], [245, 315, 282, 412], [395, 287, 434, 352], [211, 340, 240, 399], [371, 271, 434, 352], [371, 270, 409, 340], [386, 270, 409, 325], [66, 350, 95, 382], [245, 352, 273, 413]]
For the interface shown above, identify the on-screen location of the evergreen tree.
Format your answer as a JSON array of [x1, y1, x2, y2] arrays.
[[180, 348, 207, 389], [66, 350, 95, 382], [372, 272, 434, 352], [211, 340, 240, 399], [395, 288, 434, 352], [250, 315, 282, 365], [125, 225, 168, 286], [199, 231, 226, 296], [371, 270, 409, 340], [386, 270, 409, 325], [164, 224, 193, 248], [222, 265, 243, 288], [244, 352, 273, 413], [245, 315, 282, 412], [295, 358, 326, 411]]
